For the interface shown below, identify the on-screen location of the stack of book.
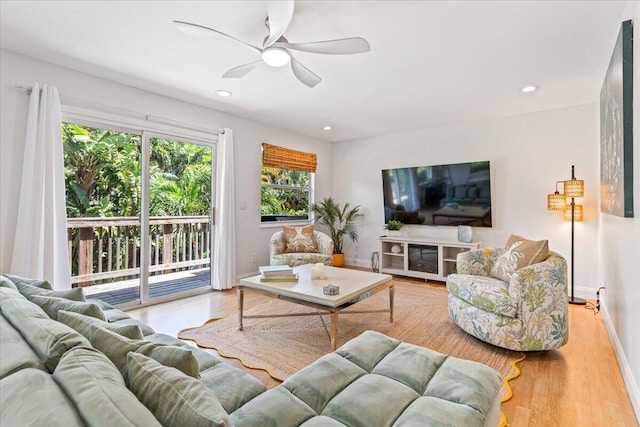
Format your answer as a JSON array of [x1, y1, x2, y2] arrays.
[[259, 265, 298, 282]]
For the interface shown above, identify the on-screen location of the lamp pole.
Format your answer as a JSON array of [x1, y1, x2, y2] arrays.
[[569, 165, 586, 305]]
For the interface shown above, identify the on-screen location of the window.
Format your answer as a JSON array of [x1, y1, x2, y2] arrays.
[[261, 143, 316, 223]]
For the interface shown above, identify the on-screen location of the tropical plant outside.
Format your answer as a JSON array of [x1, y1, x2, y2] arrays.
[[261, 166, 310, 220], [311, 197, 362, 254]]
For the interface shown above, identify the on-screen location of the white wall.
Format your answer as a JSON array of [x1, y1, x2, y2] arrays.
[[0, 49, 333, 277], [597, 1, 640, 419], [332, 104, 600, 299]]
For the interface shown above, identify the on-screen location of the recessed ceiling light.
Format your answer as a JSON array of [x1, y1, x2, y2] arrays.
[[521, 85, 538, 93], [216, 90, 232, 97], [322, 126, 332, 131]]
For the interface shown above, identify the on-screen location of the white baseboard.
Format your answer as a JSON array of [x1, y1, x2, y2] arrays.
[[600, 298, 640, 423]]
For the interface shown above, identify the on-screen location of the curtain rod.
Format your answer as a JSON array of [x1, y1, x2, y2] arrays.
[[14, 83, 222, 136]]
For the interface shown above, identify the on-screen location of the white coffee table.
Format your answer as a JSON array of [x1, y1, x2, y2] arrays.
[[238, 264, 394, 350]]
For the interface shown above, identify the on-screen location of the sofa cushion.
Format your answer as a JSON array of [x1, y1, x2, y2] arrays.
[[0, 288, 89, 372], [200, 363, 268, 414], [4, 273, 53, 289], [28, 294, 106, 321], [446, 274, 518, 318], [68, 317, 199, 382], [490, 234, 549, 282], [0, 314, 46, 378], [272, 253, 333, 267], [16, 281, 85, 302], [0, 368, 85, 427], [59, 310, 145, 340], [127, 352, 231, 427], [53, 347, 162, 427], [283, 224, 319, 253]]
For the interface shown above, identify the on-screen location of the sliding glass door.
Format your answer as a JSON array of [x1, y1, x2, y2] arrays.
[[63, 123, 215, 307]]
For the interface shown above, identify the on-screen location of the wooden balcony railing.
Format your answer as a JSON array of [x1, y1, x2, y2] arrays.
[[67, 216, 211, 286]]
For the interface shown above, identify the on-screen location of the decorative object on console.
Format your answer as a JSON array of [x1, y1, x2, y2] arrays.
[[390, 244, 402, 254], [547, 165, 586, 305], [457, 225, 473, 243], [600, 19, 634, 218], [311, 197, 362, 267], [385, 220, 403, 236]]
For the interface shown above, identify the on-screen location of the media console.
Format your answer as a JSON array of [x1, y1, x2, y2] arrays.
[[380, 236, 481, 281]]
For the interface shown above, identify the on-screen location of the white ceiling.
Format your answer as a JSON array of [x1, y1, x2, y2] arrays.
[[0, 1, 626, 142]]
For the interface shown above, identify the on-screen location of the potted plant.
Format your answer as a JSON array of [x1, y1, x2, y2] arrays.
[[385, 220, 404, 236], [311, 197, 362, 267]]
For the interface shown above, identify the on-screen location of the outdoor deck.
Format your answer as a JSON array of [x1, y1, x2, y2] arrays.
[[84, 269, 211, 306]]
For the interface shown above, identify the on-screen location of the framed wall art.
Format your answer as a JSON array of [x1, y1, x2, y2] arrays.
[[600, 19, 634, 218]]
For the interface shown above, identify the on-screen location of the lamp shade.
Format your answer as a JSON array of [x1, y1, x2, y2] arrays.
[[564, 204, 583, 221], [564, 179, 584, 198], [548, 193, 565, 210]]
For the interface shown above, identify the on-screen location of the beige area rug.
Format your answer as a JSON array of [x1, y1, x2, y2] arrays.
[[179, 282, 523, 403]]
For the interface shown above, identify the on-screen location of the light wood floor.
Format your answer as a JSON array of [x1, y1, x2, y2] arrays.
[[127, 276, 638, 427]]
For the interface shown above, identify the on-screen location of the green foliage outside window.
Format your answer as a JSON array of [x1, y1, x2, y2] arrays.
[[261, 166, 311, 220]]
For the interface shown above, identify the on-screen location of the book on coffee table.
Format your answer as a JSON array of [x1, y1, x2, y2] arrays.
[[260, 273, 299, 282], [259, 265, 294, 276]]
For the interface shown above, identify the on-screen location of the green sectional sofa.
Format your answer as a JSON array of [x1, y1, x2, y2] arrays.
[[0, 274, 503, 427]]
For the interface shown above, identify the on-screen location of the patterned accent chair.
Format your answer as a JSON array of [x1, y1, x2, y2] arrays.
[[446, 248, 569, 351], [270, 231, 334, 267]]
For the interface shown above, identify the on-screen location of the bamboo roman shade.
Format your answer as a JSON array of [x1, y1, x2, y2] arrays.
[[262, 143, 317, 173]]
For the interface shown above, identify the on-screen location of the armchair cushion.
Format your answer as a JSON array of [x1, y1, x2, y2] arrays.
[[283, 224, 319, 253], [490, 234, 548, 282], [447, 275, 517, 318]]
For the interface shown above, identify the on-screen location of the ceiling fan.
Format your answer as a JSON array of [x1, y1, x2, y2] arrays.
[[174, 0, 370, 88]]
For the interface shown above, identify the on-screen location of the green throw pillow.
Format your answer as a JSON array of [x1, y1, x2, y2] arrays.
[[68, 318, 199, 383], [16, 282, 85, 302], [127, 352, 231, 427], [58, 310, 144, 340], [53, 347, 162, 427], [4, 274, 53, 290], [28, 295, 105, 321]]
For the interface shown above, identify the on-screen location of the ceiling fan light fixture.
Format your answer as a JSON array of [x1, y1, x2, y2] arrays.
[[262, 47, 290, 67]]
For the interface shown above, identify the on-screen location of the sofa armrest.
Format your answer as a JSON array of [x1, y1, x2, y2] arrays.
[[314, 231, 334, 256], [456, 248, 502, 276], [269, 232, 286, 258]]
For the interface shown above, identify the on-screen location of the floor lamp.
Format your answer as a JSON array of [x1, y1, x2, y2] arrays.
[[548, 165, 586, 305]]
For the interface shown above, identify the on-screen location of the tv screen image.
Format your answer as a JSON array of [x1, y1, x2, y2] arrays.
[[382, 161, 492, 227]]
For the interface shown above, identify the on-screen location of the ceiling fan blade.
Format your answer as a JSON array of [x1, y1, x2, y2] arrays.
[[263, 0, 294, 48], [173, 20, 262, 54], [290, 58, 321, 88], [274, 37, 371, 55], [222, 60, 263, 78]]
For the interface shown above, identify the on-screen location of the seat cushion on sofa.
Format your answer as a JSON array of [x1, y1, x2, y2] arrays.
[[0, 368, 85, 427], [200, 363, 268, 414], [231, 331, 502, 427], [16, 281, 85, 302], [447, 274, 518, 318], [87, 300, 157, 336], [66, 317, 199, 382], [145, 332, 220, 371], [59, 310, 145, 340], [127, 352, 231, 427], [28, 294, 106, 321], [4, 273, 53, 289], [0, 314, 45, 379], [53, 347, 162, 427], [0, 288, 90, 372]]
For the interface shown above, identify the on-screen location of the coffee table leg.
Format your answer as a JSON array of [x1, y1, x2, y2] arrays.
[[238, 288, 244, 331], [330, 312, 338, 350], [389, 285, 395, 323]]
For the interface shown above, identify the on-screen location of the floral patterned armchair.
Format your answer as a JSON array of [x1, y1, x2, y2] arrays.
[[446, 248, 569, 351], [270, 231, 334, 267]]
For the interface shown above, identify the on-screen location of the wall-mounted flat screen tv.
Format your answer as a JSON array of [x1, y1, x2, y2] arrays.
[[382, 161, 492, 227]]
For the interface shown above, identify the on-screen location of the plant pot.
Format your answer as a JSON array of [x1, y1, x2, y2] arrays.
[[386, 230, 402, 237], [332, 253, 345, 267]]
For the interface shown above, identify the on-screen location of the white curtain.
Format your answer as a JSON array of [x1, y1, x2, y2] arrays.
[[212, 128, 236, 290], [10, 83, 71, 290]]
